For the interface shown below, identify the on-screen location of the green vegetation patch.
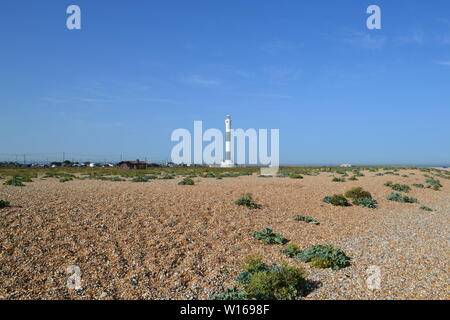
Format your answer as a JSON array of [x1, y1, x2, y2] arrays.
[[391, 184, 411, 192], [235, 194, 261, 209], [178, 177, 195, 185], [3, 177, 25, 187], [210, 256, 308, 300], [426, 179, 442, 191], [293, 215, 319, 225], [0, 200, 11, 209], [252, 228, 287, 245], [386, 192, 418, 203], [323, 194, 350, 207], [296, 245, 350, 270], [344, 187, 372, 200], [281, 243, 302, 258]]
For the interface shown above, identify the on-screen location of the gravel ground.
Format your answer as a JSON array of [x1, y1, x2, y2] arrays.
[[0, 169, 448, 300]]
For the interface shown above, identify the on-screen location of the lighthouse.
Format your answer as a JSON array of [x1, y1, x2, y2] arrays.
[[221, 115, 236, 167]]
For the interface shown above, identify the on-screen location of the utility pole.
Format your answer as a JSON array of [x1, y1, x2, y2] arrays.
[[23, 154, 26, 165], [63, 152, 65, 162]]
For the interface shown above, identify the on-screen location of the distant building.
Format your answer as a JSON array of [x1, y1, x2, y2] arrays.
[[117, 160, 159, 170], [340, 164, 353, 168]]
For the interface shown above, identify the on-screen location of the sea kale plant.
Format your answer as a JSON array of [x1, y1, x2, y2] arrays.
[[210, 256, 308, 300], [296, 245, 350, 270], [281, 243, 302, 258], [235, 194, 261, 209], [323, 194, 350, 207], [386, 192, 418, 203], [252, 228, 287, 245], [426, 178, 442, 191], [390, 184, 411, 192], [178, 177, 195, 185], [293, 215, 320, 225]]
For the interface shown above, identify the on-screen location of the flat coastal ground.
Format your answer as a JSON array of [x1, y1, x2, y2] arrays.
[[0, 169, 449, 300]]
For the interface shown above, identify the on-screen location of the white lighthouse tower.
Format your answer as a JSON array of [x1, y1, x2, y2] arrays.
[[221, 115, 236, 168]]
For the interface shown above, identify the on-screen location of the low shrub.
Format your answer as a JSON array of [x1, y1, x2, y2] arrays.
[[348, 176, 358, 181], [332, 177, 346, 182], [289, 173, 303, 179], [323, 195, 350, 207], [211, 256, 308, 300], [419, 206, 433, 212], [344, 187, 372, 200], [237, 256, 307, 300], [3, 177, 25, 187], [426, 179, 442, 191], [412, 184, 424, 188], [281, 243, 302, 258], [391, 184, 411, 192], [132, 176, 148, 182], [253, 228, 287, 245], [59, 177, 73, 183], [209, 287, 245, 300], [178, 177, 195, 185], [296, 245, 350, 270], [386, 192, 418, 203], [0, 200, 10, 209], [353, 171, 364, 177], [235, 194, 261, 209], [384, 181, 393, 187], [353, 197, 378, 208], [309, 257, 333, 269], [293, 215, 319, 225]]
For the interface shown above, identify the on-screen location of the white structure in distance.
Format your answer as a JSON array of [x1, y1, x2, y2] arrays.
[[221, 115, 236, 168]]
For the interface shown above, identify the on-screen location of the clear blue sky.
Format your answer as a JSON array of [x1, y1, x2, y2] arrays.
[[1, 0, 449, 165]]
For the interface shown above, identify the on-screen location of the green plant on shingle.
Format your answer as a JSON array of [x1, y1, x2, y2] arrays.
[[296, 245, 350, 270], [344, 187, 372, 200], [348, 176, 358, 181], [235, 194, 261, 209], [59, 176, 73, 183], [391, 184, 411, 192], [293, 215, 319, 225], [353, 197, 378, 208], [426, 179, 442, 190], [161, 174, 175, 180], [353, 171, 364, 177], [132, 176, 148, 182], [0, 200, 10, 209], [243, 263, 307, 300], [3, 177, 25, 187], [209, 287, 246, 300], [178, 177, 195, 185], [332, 177, 346, 182], [386, 192, 418, 203], [211, 256, 308, 300], [309, 257, 333, 269], [252, 228, 287, 245], [281, 243, 302, 258], [323, 194, 350, 207], [413, 184, 424, 188], [419, 206, 433, 212], [384, 181, 393, 187], [238, 256, 307, 300], [288, 173, 303, 179]]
